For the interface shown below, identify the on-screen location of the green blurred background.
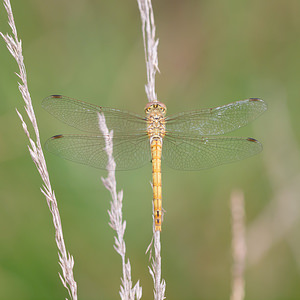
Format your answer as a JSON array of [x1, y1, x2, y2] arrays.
[[1, 0, 300, 299]]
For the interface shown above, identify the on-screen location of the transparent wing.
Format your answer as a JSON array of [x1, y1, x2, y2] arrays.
[[166, 98, 267, 136], [45, 134, 151, 170], [42, 95, 146, 134], [162, 135, 262, 170]]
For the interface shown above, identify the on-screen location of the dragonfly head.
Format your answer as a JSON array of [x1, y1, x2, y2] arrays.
[[145, 101, 167, 117]]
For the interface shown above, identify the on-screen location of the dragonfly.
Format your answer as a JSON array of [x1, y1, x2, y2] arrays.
[[42, 95, 267, 231]]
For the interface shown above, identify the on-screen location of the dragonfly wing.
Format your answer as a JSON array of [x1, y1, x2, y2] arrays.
[[45, 134, 151, 170], [162, 135, 262, 170], [42, 95, 146, 134], [166, 99, 267, 135]]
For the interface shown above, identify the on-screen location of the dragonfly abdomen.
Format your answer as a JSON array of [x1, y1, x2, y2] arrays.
[[151, 138, 163, 231]]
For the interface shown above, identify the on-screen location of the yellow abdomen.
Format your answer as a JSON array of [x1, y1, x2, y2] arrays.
[[151, 138, 162, 231]]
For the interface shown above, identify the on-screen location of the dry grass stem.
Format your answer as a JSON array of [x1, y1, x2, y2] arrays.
[[137, 1, 166, 299], [148, 230, 166, 300], [98, 113, 142, 300], [0, 0, 77, 299], [137, 0, 159, 102], [230, 190, 246, 300]]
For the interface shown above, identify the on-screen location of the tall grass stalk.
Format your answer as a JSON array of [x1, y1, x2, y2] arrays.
[[230, 190, 246, 300], [137, 1, 166, 299], [0, 0, 77, 299], [98, 113, 142, 300]]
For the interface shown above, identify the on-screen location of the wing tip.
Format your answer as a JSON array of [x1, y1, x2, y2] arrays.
[[52, 134, 64, 139], [44, 135, 64, 152], [249, 98, 268, 112], [247, 137, 263, 151], [247, 137, 258, 142], [42, 95, 63, 109], [249, 98, 262, 102], [50, 95, 63, 99]]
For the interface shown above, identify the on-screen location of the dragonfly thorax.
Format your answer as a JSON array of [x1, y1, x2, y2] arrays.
[[145, 102, 167, 141]]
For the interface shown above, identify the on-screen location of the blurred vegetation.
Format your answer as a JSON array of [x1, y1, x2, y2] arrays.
[[0, 0, 300, 299]]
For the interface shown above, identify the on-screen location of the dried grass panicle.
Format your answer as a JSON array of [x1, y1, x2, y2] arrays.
[[148, 231, 166, 300], [98, 113, 142, 300], [1, 0, 77, 299], [137, 0, 166, 299], [137, 0, 159, 102]]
